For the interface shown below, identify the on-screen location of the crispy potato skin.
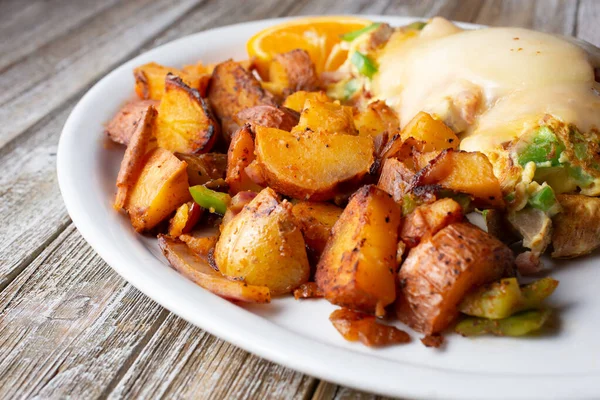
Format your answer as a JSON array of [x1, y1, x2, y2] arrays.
[[134, 62, 208, 100], [267, 49, 320, 96], [156, 74, 220, 154], [236, 105, 299, 131], [159, 235, 270, 303], [316, 185, 402, 316], [377, 158, 415, 203], [254, 126, 373, 201], [114, 105, 157, 210], [175, 153, 227, 187], [226, 125, 263, 194], [400, 198, 464, 248], [207, 60, 276, 123], [552, 194, 600, 258], [214, 188, 310, 295], [283, 90, 331, 113], [126, 147, 191, 232], [397, 222, 515, 334], [291, 201, 343, 256], [105, 99, 159, 145]]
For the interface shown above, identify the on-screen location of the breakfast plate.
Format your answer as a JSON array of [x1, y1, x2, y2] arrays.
[[57, 16, 600, 399]]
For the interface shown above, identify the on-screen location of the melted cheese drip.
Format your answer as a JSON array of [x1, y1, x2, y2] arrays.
[[373, 17, 600, 152]]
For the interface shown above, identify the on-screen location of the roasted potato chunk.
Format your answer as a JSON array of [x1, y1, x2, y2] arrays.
[[159, 235, 270, 303], [214, 188, 310, 295], [226, 125, 263, 194], [207, 60, 276, 123], [175, 153, 227, 187], [354, 100, 399, 139], [292, 201, 343, 256], [400, 198, 464, 248], [134, 62, 208, 100], [316, 185, 402, 316], [114, 105, 157, 210], [401, 111, 459, 152], [126, 147, 191, 232], [552, 194, 600, 258], [411, 149, 504, 208], [283, 90, 331, 112], [179, 231, 218, 258], [105, 99, 159, 145], [264, 49, 320, 96], [168, 202, 202, 237], [377, 158, 415, 203], [397, 222, 515, 334], [254, 126, 374, 201], [236, 105, 299, 131], [155, 74, 219, 154], [294, 99, 357, 135]]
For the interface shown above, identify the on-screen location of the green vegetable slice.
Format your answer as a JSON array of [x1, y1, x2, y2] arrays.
[[455, 309, 552, 337], [343, 79, 361, 100], [520, 277, 560, 308], [516, 126, 564, 168], [405, 21, 427, 30], [340, 23, 381, 42], [189, 185, 231, 215], [351, 51, 378, 78], [528, 186, 557, 212]]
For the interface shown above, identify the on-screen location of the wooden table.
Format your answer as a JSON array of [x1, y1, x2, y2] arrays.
[[1, 0, 598, 398]]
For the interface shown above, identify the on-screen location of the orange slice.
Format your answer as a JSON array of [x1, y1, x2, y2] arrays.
[[247, 16, 372, 79]]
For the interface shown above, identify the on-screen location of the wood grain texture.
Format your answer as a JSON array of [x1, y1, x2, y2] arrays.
[[0, 1, 597, 399]]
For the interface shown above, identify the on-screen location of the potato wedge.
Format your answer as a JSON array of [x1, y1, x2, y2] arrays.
[[552, 194, 600, 258], [214, 188, 310, 295], [134, 62, 208, 100], [226, 125, 263, 195], [400, 198, 464, 248], [155, 74, 220, 154], [294, 98, 357, 135], [354, 100, 399, 139], [126, 147, 191, 232], [265, 49, 320, 96], [207, 60, 276, 123], [105, 99, 159, 145], [236, 105, 299, 131], [159, 235, 270, 303], [168, 202, 202, 237], [411, 149, 504, 208], [114, 105, 157, 210], [254, 126, 374, 201], [397, 222, 515, 334], [291, 201, 343, 256], [377, 158, 415, 203], [316, 185, 402, 316], [401, 111, 459, 152], [283, 90, 331, 112], [175, 153, 227, 187]]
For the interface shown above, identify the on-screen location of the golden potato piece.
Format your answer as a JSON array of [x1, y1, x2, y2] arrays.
[[265, 49, 320, 96], [255, 126, 373, 200], [283, 90, 331, 112], [401, 111, 459, 152], [179, 231, 218, 259], [126, 147, 191, 232], [105, 99, 159, 145], [225, 125, 263, 195], [400, 198, 464, 248], [294, 99, 357, 135], [175, 153, 227, 187], [292, 201, 343, 256], [168, 202, 202, 237], [114, 105, 157, 210], [354, 100, 399, 139], [316, 185, 402, 316], [552, 194, 600, 258], [397, 222, 515, 334], [155, 74, 219, 155], [412, 149, 504, 208], [207, 60, 276, 123], [134, 62, 208, 100], [159, 235, 270, 303], [377, 158, 415, 203], [236, 105, 299, 131], [214, 188, 310, 295]]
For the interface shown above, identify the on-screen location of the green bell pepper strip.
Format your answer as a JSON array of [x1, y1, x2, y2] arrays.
[[343, 79, 361, 100], [528, 186, 557, 212], [340, 23, 381, 42], [516, 126, 564, 168], [455, 309, 552, 337], [351, 52, 378, 79], [189, 185, 231, 215]]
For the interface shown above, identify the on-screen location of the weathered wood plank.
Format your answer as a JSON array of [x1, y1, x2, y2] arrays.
[[0, 226, 168, 400], [0, 0, 121, 72], [0, 0, 200, 149], [577, 0, 600, 45], [312, 381, 395, 400], [108, 313, 317, 399]]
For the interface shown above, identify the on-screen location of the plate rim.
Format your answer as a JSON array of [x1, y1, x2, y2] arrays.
[[56, 15, 600, 400]]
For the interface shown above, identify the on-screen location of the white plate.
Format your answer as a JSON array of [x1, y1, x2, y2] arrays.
[[57, 16, 600, 399]]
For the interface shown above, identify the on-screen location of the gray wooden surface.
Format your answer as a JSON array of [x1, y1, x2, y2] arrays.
[[0, 0, 598, 398]]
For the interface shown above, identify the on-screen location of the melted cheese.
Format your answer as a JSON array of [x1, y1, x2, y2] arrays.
[[373, 17, 600, 152]]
